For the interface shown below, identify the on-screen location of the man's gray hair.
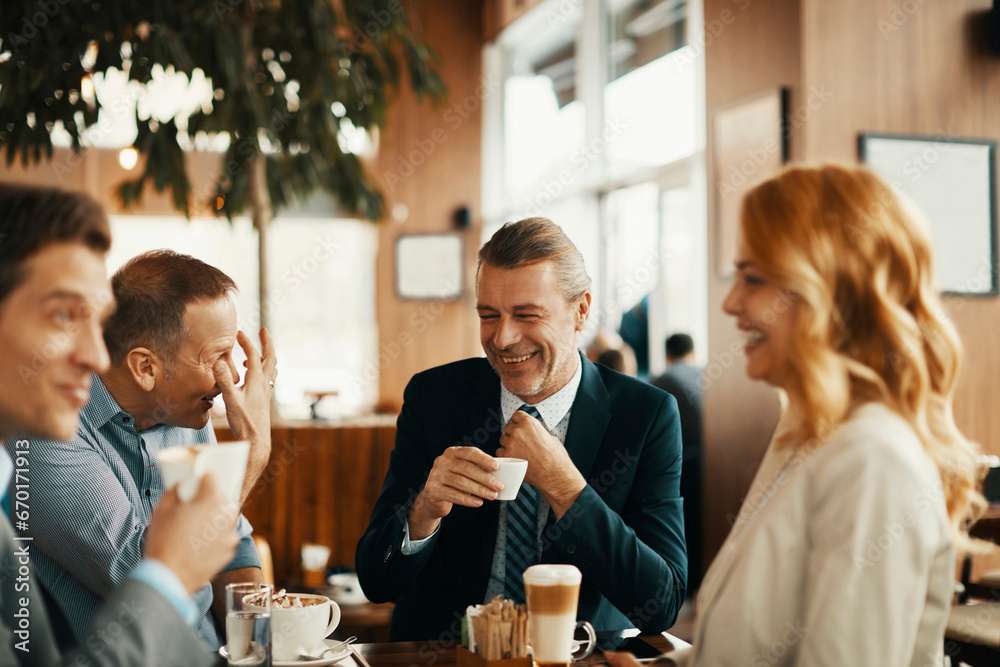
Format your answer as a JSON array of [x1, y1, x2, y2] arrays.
[[476, 217, 591, 302]]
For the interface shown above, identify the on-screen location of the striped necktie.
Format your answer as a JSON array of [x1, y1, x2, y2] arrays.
[[503, 404, 541, 603]]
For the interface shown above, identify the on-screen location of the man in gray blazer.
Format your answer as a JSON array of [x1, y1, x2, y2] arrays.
[[0, 183, 239, 665]]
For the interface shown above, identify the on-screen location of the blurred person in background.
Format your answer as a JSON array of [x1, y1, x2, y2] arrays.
[[596, 347, 635, 376], [651, 333, 702, 592], [587, 330, 638, 377]]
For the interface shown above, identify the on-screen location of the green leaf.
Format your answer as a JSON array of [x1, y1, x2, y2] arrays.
[[0, 0, 447, 223]]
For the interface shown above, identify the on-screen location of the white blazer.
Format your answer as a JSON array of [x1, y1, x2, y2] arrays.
[[672, 402, 954, 667]]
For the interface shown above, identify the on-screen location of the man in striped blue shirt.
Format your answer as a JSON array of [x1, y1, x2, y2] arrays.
[[11, 249, 278, 649]]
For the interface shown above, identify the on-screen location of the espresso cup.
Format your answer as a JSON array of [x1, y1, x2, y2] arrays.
[[491, 457, 528, 501], [523, 564, 596, 666], [255, 592, 341, 661]]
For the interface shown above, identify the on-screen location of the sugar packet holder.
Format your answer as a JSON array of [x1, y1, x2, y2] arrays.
[[458, 597, 530, 667]]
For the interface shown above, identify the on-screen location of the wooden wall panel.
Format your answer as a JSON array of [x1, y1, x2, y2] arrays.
[[373, 0, 485, 412], [222, 424, 396, 586], [702, 0, 802, 575], [800, 0, 1000, 457], [0, 147, 225, 217], [338, 428, 379, 568]]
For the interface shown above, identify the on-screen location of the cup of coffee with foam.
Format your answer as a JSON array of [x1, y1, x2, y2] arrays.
[[523, 564, 596, 666]]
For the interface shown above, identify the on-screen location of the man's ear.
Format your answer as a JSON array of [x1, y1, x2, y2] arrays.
[[575, 292, 592, 332], [124, 348, 161, 392]]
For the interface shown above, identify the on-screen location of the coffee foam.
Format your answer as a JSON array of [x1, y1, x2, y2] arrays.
[[522, 564, 581, 587]]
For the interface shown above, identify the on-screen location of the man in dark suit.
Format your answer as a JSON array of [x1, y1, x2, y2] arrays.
[[357, 218, 686, 642], [0, 183, 239, 665], [651, 334, 703, 591]]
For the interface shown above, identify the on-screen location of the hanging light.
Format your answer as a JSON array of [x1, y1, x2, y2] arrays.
[[81, 75, 95, 102], [118, 147, 138, 170]]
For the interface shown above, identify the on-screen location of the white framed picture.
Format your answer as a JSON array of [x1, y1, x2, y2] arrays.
[[860, 133, 998, 296], [395, 233, 464, 301]]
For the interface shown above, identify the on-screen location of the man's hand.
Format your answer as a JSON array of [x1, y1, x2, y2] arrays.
[[214, 328, 277, 505], [496, 410, 586, 518], [408, 447, 504, 540], [145, 474, 241, 596]]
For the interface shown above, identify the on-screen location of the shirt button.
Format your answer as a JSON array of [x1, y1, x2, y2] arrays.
[[145, 490, 151, 497], [566, 544, 577, 554]]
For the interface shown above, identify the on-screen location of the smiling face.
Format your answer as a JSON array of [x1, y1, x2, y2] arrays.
[[145, 297, 238, 430], [0, 242, 114, 441], [722, 239, 798, 391], [477, 261, 590, 404]]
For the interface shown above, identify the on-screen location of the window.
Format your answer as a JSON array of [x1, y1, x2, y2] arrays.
[[485, 0, 707, 372], [502, 3, 586, 204]]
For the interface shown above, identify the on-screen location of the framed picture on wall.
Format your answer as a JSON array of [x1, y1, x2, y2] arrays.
[[712, 87, 789, 278], [859, 133, 998, 296], [395, 233, 465, 301]]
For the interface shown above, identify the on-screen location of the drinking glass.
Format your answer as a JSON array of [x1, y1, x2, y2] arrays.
[[225, 582, 272, 666]]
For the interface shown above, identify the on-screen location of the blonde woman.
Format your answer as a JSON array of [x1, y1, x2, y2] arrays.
[[610, 164, 980, 666]]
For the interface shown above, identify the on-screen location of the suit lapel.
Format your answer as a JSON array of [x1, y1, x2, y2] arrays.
[[465, 357, 611, 587], [468, 361, 504, 579], [564, 358, 611, 481]]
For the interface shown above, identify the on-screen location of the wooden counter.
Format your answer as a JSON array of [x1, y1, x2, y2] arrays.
[[216, 421, 397, 584]]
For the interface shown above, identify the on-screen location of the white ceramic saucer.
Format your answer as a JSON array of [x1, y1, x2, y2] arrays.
[[526, 639, 583, 656], [219, 639, 352, 666]]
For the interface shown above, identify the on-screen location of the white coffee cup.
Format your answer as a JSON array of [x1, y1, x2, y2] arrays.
[[524, 564, 596, 666], [157, 442, 250, 503], [491, 457, 528, 501], [267, 593, 341, 661]]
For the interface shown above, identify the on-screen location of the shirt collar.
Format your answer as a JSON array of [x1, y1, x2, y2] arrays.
[[86, 375, 134, 429], [500, 351, 584, 429]]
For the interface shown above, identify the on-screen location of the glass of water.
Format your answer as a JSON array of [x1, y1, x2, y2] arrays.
[[225, 582, 272, 666]]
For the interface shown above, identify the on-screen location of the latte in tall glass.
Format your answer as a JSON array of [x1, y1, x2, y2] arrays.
[[524, 564, 593, 667]]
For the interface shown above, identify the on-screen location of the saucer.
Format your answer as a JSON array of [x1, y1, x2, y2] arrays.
[[527, 639, 582, 655], [219, 639, 352, 666]]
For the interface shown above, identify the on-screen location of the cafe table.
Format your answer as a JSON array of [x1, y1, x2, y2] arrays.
[[351, 633, 690, 667]]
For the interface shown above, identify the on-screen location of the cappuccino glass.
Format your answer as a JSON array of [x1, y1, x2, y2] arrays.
[[523, 564, 596, 666]]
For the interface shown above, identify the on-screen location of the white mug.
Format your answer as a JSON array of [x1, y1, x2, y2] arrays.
[[267, 593, 341, 661]]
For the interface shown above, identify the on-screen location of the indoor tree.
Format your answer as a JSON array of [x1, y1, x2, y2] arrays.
[[0, 0, 446, 329]]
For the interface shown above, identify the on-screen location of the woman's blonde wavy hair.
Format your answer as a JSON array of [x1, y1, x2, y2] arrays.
[[740, 163, 981, 537]]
